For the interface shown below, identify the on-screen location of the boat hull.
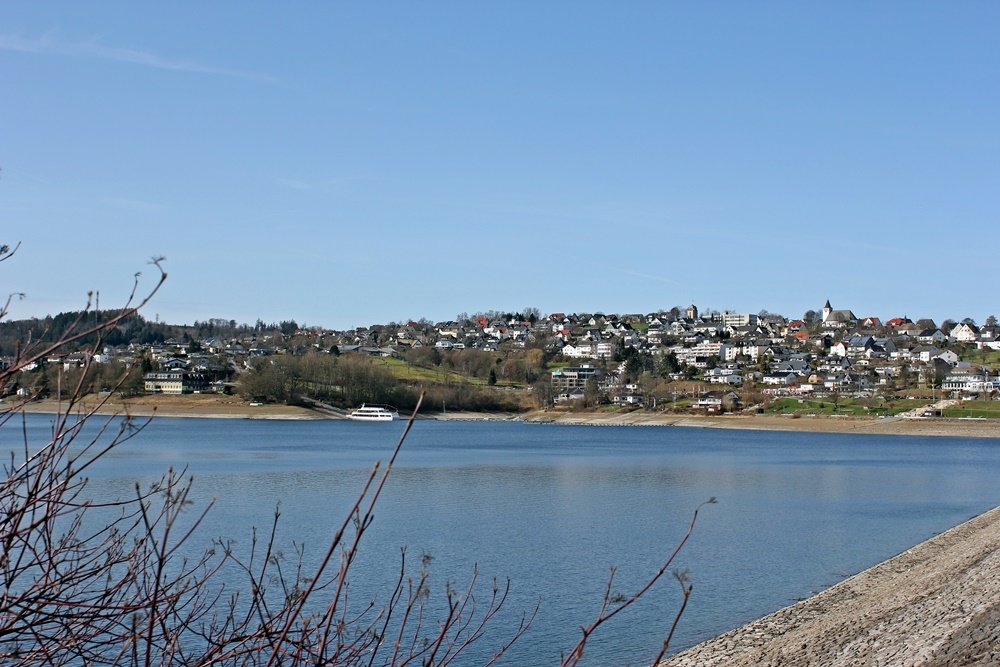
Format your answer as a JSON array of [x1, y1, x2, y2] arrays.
[[348, 405, 399, 422]]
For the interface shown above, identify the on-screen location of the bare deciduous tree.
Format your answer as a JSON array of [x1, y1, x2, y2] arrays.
[[1, 246, 707, 666]]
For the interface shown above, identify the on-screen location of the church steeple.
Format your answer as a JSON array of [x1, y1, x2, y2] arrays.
[[823, 300, 832, 323]]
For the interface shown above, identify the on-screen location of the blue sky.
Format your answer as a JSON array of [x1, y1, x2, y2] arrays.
[[2, 3, 998, 328]]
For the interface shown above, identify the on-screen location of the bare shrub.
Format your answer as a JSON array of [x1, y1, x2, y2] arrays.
[[1, 247, 707, 665]]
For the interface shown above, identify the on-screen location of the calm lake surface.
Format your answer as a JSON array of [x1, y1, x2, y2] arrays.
[[13, 415, 1000, 666]]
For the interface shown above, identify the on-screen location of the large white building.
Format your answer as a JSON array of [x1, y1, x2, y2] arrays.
[[722, 312, 758, 327], [674, 342, 733, 367], [144, 371, 208, 395]]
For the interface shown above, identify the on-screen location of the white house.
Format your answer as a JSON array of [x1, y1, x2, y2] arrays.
[[762, 372, 798, 386], [830, 341, 849, 358], [950, 323, 980, 343], [933, 349, 960, 366], [560, 343, 594, 359], [911, 346, 940, 363], [917, 329, 947, 345]]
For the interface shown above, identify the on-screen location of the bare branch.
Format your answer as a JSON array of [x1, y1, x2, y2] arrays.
[[2, 250, 532, 667], [561, 498, 716, 667]]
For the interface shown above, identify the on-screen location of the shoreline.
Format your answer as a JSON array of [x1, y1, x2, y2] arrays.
[[10, 396, 1000, 438], [518, 411, 1000, 439], [13, 396, 1000, 662], [662, 504, 1000, 665], [440, 409, 1000, 440], [14, 396, 324, 421]]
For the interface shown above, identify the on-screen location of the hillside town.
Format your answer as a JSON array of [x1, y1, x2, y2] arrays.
[[4, 300, 1000, 416]]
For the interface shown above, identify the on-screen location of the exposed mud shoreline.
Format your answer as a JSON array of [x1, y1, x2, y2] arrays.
[[514, 411, 1000, 439], [15, 395, 322, 420], [662, 505, 1000, 666], [13, 396, 1000, 438]]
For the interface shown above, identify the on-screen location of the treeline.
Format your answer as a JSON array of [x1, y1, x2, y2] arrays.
[[619, 347, 688, 381], [238, 354, 396, 406], [191, 318, 300, 338], [0, 310, 185, 354], [238, 353, 523, 412], [0, 309, 312, 358], [14, 361, 144, 398]]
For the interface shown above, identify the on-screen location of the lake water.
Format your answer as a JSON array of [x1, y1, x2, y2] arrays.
[[11, 415, 1000, 666]]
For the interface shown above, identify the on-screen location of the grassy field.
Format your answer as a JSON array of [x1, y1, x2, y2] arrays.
[[375, 357, 531, 388], [941, 400, 1000, 419], [664, 398, 694, 412], [766, 397, 929, 417], [376, 357, 491, 385], [956, 347, 1000, 367]]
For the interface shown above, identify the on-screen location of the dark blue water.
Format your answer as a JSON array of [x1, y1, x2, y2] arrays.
[[10, 415, 1000, 666]]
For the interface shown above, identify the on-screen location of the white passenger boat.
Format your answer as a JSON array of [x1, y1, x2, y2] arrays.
[[348, 404, 400, 422]]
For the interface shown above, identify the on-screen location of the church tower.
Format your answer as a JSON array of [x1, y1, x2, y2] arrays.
[[822, 299, 832, 323], [686, 303, 699, 320]]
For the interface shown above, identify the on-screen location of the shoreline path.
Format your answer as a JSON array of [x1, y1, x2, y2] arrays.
[[662, 505, 1000, 666]]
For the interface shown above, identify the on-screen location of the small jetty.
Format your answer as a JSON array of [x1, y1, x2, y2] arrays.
[[299, 397, 351, 419]]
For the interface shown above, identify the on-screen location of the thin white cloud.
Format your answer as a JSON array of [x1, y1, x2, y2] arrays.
[[618, 269, 684, 287], [277, 176, 357, 194], [102, 196, 162, 211], [278, 178, 313, 191], [0, 32, 274, 82]]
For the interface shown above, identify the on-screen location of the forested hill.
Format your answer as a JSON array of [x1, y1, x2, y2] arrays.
[[0, 311, 302, 357]]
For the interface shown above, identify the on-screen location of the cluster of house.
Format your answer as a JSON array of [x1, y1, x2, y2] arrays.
[[6, 301, 998, 407], [542, 301, 999, 410], [6, 339, 242, 396]]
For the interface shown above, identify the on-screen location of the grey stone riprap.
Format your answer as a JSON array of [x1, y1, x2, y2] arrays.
[[663, 506, 1000, 666]]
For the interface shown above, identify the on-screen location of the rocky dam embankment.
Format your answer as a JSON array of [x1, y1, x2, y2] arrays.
[[663, 506, 1000, 666]]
